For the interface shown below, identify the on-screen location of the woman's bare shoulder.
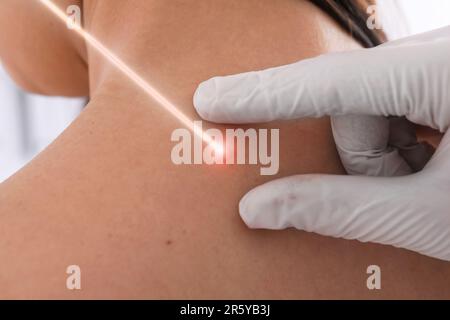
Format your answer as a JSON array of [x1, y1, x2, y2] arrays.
[[2, 1, 450, 299], [0, 0, 88, 95]]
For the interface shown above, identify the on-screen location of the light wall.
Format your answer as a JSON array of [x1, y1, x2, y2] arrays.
[[399, 0, 450, 34]]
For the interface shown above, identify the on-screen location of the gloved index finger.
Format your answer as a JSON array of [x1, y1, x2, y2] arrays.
[[193, 34, 450, 130], [193, 62, 311, 124], [192, 49, 393, 124]]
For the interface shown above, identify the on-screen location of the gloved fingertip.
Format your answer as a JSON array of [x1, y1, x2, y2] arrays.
[[193, 78, 218, 121], [239, 188, 264, 229], [239, 184, 287, 230]]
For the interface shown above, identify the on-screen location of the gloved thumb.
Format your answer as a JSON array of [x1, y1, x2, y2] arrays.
[[239, 173, 450, 261]]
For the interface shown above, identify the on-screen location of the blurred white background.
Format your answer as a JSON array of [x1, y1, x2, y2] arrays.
[[1, 0, 450, 182], [397, 0, 450, 35], [0, 66, 85, 182], [378, 0, 450, 39]]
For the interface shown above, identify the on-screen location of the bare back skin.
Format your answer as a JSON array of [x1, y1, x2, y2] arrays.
[[0, 0, 449, 299]]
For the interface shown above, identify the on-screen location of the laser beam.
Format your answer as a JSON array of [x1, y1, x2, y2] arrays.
[[39, 0, 223, 153]]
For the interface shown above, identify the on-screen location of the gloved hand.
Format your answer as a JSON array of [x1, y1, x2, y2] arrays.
[[193, 26, 450, 261]]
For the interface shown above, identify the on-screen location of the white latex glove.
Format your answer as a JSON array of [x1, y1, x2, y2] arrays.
[[193, 26, 450, 261]]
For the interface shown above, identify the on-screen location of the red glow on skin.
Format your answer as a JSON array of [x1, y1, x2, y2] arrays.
[[212, 141, 225, 158]]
